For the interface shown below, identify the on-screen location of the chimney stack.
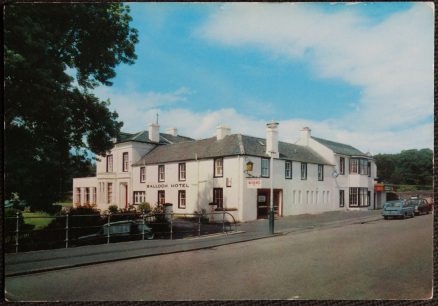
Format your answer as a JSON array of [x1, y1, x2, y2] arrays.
[[266, 121, 279, 158], [165, 128, 178, 136], [300, 127, 311, 146], [216, 125, 231, 140], [148, 123, 160, 143]]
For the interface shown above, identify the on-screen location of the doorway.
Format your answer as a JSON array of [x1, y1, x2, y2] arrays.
[[257, 189, 282, 219]]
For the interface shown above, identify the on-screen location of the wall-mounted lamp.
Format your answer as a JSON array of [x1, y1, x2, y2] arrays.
[[245, 161, 254, 172]]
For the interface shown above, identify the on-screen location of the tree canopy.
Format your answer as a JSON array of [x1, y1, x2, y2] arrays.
[[374, 149, 433, 186], [4, 3, 139, 210]]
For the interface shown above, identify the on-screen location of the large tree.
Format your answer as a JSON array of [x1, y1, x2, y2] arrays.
[[374, 149, 433, 186], [4, 3, 139, 210]]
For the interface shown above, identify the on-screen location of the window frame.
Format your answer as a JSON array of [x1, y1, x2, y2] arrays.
[[178, 190, 186, 209], [122, 152, 129, 172], [339, 190, 345, 207], [133, 191, 146, 204], [318, 164, 324, 181], [107, 183, 113, 204], [157, 190, 165, 205], [213, 188, 224, 209], [301, 163, 307, 180], [214, 158, 224, 177], [178, 163, 186, 181], [158, 165, 165, 182], [261, 158, 270, 178], [140, 166, 146, 183], [285, 160, 292, 179], [106, 155, 113, 172], [349, 187, 369, 207], [339, 157, 345, 175]]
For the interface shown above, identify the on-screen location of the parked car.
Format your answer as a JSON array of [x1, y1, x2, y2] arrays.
[[406, 197, 433, 215], [382, 200, 415, 220], [76, 220, 154, 245]]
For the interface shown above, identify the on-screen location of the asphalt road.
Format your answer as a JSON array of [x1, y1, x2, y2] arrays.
[[5, 214, 433, 301]]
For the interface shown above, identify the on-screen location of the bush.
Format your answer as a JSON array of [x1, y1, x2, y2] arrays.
[[138, 202, 151, 213], [108, 204, 119, 214]]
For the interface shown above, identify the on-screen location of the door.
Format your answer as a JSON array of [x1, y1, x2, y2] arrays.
[[257, 189, 282, 219]]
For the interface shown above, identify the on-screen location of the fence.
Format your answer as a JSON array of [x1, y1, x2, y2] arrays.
[[5, 211, 238, 253]]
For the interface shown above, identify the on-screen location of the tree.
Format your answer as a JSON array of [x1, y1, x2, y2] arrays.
[[374, 149, 433, 186], [4, 3, 139, 210]]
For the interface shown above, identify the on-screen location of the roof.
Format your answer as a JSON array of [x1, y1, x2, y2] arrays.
[[134, 134, 332, 166], [117, 131, 193, 145], [311, 136, 368, 157]]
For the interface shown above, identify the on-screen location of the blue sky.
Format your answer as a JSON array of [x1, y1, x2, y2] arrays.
[[94, 2, 434, 154]]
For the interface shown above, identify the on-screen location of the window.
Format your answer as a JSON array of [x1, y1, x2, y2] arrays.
[[92, 188, 96, 204], [350, 158, 369, 175], [107, 183, 113, 204], [158, 165, 165, 182], [214, 158, 223, 177], [122, 152, 129, 172], [350, 159, 358, 173], [367, 161, 371, 177], [349, 187, 369, 207], [213, 188, 223, 208], [340, 157, 345, 175], [285, 161, 292, 179], [140, 167, 146, 183], [261, 158, 270, 178], [75, 188, 80, 204], [301, 163, 307, 180], [178, 190, 186, 209], [158, 190, 165, 205], [339, 190, 345, 207], [106, 155, 113, 172], [318, 164, 324, 181], [178, 163, 186, 181], [133, 191, 145, 204], [85, 188, 90, 204]]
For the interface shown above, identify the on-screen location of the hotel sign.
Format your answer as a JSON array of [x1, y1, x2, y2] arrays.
[[247, 178, 261, 189], [146, 183, 189, 188]]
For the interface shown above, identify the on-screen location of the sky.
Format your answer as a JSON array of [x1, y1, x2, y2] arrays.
[[93, 2, 434, 154]]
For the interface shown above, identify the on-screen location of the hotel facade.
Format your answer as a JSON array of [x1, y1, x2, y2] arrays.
[[73, 122, 379, 221]]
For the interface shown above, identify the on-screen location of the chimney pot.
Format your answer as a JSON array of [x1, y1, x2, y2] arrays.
[[165, 128, 178, 136], [216, 125, 231, 140], [300, 127, 311, 146], [266, 121, 279, 158], [148, 123, 160, 142]]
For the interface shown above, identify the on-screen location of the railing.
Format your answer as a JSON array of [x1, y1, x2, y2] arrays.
[[5, 211, 238, 253]]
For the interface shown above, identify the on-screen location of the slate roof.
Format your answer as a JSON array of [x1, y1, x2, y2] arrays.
[[134, 134, 332, 166], [311, 136, 368, 157], [117, 130, 193, 145]]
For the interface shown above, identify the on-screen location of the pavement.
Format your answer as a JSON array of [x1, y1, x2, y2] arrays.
[[5, 209, 383, 277]]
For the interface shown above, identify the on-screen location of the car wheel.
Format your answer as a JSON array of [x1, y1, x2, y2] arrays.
[[146, 233, 155, 240]]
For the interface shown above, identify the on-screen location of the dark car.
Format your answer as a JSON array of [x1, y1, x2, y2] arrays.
[[382, 200, 415, 220], [406, 197, 433, 215], [76, 220, 154, 245]]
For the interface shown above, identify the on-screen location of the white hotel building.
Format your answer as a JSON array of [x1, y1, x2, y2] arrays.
[[73, 122, 378, 221]]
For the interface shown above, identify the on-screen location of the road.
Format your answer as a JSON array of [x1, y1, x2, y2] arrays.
[[5, 214, 433, 301]]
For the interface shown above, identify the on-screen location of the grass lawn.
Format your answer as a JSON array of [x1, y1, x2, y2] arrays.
[[22, 212, 55, 230]]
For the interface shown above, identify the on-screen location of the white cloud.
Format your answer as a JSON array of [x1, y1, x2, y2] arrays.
[[93, 3, 433, 154], [196, 2, 434, 141], [93, 86, 193, 132]]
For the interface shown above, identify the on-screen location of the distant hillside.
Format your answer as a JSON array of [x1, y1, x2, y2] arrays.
[[373, 149, 432, 187]]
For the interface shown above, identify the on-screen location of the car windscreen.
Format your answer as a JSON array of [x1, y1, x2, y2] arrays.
[[385, 202, 402, 208]]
